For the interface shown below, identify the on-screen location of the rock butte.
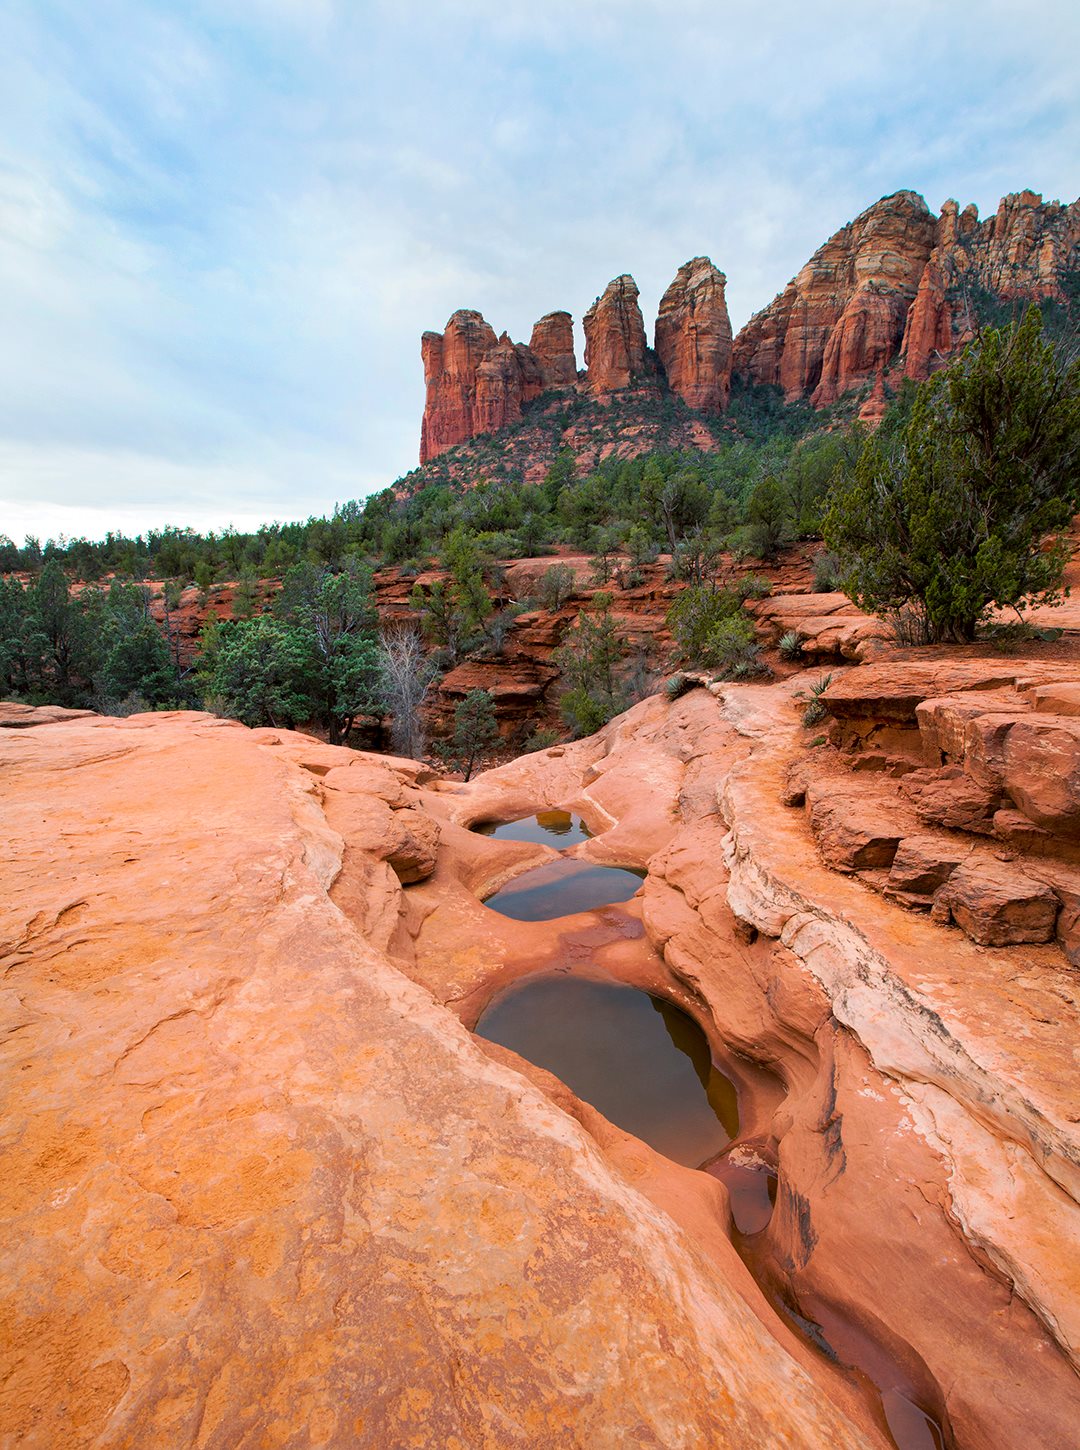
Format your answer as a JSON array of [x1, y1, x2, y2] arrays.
[[418, 187, 1079, 461], [4, 657, 1080, 1446]]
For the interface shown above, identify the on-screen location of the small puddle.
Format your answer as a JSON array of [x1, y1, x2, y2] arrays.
[[474, 974, 738, 1167], [483, 859, 645, 921], [473, 810, 592, 847]]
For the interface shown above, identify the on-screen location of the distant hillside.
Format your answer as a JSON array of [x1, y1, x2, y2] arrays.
[[415, 186, 1079, 473]]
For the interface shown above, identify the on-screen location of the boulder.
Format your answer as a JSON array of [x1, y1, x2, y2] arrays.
[[931, 859, 1059, 945], [805, 780, 909, 871], [1002, 717, 1080, 837], [902, 768, 1000, 834], [887, 835, 973, 897]]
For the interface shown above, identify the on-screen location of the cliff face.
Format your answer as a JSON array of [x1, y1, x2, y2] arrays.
[[529, 310, 578, 387], [418, 188, 1079, 461], [901, 191, 1080, 379], [419, 310, 578, 464], [582, 274, 654, 392], [654, 256, 733, 410], [730, 191, 938, 405], [730, 189, 1080, 402]]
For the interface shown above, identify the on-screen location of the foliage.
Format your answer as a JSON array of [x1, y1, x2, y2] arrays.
[[378, 626, 437, 759], [666, 583, 765, 678], [439, 689, 498, 780], [521, 726, 562, 753], [208, 617, 318, 728], [794, 673, 834, 727], [812, 551, 841, 593], [778, 630, 803, 660], [537, 562, 576, 612], [823, 307, 1080, 642], [554, 595, 628, 737]]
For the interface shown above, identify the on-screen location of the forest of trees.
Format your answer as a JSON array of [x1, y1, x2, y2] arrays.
[[3, 310, 1078, 753]]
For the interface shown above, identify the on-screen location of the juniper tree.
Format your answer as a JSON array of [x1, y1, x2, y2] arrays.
[[824, 307, 1080, 642]]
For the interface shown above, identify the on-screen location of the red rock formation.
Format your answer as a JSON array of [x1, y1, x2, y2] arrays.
[[472, 333, 544, 437], [421, 311, 580, 462], [901, 256, 953, 380], [583, 274, 653, 392], [902, 191, 1080, 379], [732, 192, 937, 406], [420, 309, 499, 462], [734, 187, 1079, 405], [654, 256, 733, 410], [857, 368, 889, 426], [529, 310, 578, 387]]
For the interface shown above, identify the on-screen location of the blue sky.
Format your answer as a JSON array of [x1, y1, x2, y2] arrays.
[[1, 0, 1078, 543]]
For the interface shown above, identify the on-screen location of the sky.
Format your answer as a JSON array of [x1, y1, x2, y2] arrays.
[[1, 0, 1078, 545]]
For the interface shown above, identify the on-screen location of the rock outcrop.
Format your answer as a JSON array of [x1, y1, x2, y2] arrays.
[[420, 309, 499, 461], [583, 274, 654, 393], [420, 310, 577, 463], [901, 191, 1080, 380], [529, 310, 578, 387], [654, 257, 733, 410], [731, 191, 938, 406], [427, 683, 1080, 1450], [1, 708, 887, 1448], [417, 187, 1077, 463]]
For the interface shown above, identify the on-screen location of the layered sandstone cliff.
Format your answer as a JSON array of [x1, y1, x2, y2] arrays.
[[731, 188, 1080, 402], [654, 256, 733, 410], [582, 274, 655, 393], [420, 309, 578, 463], [418, 187, 1078, 462], [900, 191, 1080, 379], [730, 191, 938, 406]]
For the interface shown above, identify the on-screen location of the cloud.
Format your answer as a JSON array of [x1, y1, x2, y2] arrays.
[[0, 0, 1077, 542]]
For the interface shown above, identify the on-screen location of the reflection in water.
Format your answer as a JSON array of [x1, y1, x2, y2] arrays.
[[474, 974, 737, 1167], [473, 810, 592, 848], [483, 859, 645, 921], [881, 1391, 945, 1450]]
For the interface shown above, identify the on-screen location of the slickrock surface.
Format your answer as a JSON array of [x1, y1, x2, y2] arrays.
[[1, 708, 881, 1449], [654, 257, 733, 410], [428, 684, 1080, 1450]]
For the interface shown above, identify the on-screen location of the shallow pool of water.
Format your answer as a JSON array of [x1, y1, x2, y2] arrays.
[[482, 859, 645, 920], [472, 809, 592, 848], [474, 974, 738, 1167]]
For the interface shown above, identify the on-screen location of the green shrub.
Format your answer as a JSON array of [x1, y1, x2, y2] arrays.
[[778, 630, 803, 660], [794, 673, 834, 727], [823, 307, 1080, 643]]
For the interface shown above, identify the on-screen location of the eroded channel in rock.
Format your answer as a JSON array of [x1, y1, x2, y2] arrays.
[[467, 800, 947, 1450]]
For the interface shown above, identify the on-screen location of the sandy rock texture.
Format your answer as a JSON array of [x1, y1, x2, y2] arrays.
[[1, 706, 882, 1450], [433, 683, 1080, 1450]]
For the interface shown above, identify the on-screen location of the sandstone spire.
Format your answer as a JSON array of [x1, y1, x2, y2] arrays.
[[583, 275, 652, 392], [654, 257, 733, 410]]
